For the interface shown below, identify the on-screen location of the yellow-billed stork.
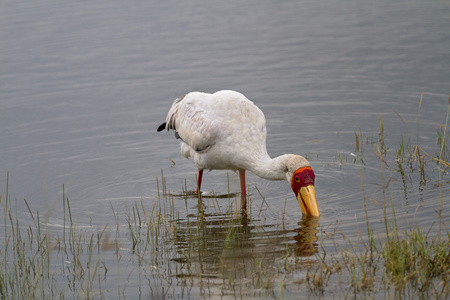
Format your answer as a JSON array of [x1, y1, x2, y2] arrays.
[[157, 90, 319, 216]]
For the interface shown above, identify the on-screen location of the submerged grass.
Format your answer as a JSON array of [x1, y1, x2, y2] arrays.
[[0, 95, 449, 299]]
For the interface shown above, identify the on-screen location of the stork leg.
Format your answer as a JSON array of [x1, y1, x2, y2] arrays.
[[239, 169, 247, 196], [196, 169, 203, 194], [239, 169, 247, 211]]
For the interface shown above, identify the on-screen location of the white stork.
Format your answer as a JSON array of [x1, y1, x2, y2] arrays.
[[157, 90, 319, 216]]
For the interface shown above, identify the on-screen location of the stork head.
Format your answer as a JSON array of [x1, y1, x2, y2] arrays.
[[291, 166, 319, 216], [285, 156, 320, 217]]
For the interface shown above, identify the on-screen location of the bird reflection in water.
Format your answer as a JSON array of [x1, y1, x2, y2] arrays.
[[293, 215, 320, 257], [171, 208, 320, 296]]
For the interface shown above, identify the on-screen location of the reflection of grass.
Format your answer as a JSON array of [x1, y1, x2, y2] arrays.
[[1, 96, 449, 299], [1, 177, 109, 299]]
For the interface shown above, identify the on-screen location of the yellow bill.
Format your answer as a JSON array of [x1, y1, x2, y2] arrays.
[[297, 185, 320, 216]]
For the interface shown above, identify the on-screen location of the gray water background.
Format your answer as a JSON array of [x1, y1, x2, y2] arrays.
[[1, 0, 449, 297]]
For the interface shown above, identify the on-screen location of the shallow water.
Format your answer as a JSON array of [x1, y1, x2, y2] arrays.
[[1, 0, 449, 298]]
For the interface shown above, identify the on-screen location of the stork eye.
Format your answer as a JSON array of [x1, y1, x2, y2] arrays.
[[295, 176, 300, 183]]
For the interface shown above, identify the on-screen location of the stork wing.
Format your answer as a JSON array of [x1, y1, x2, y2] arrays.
[[159, 92, 217, 153]]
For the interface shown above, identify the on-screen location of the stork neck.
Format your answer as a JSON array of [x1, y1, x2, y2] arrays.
[[248, 154, 290, 181]]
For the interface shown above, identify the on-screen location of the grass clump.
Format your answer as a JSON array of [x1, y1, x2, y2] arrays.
[[382, 229, 450, 292]]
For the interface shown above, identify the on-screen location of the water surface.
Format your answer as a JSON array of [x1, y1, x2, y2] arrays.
[[1, 0, 449, 298]]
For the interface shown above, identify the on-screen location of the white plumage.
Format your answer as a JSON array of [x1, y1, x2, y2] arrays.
[[158, 90, 320, 216]]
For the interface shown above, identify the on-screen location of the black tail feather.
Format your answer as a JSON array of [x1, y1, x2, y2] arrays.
[[157, 122, 166, 132]]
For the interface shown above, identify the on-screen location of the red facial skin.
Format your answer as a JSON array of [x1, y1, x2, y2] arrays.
[[290, 166, 315, 197]]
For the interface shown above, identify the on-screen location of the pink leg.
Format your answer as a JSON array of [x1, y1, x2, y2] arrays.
[[196, 169, 203, 194], [239, 169, 246, 197], [239, 169, 247, 212]]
